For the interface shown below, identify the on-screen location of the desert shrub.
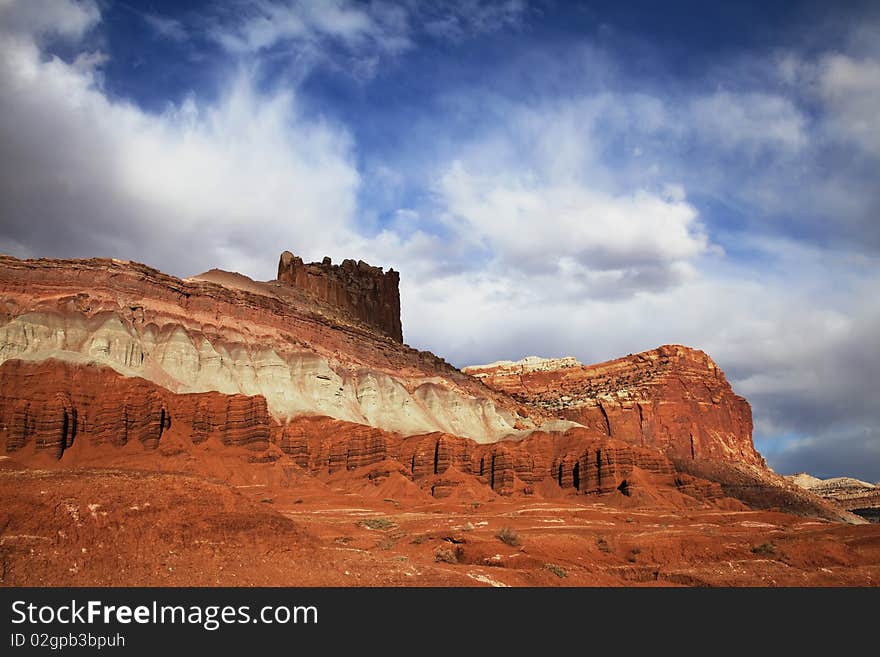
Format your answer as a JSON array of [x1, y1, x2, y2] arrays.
[[544, 563, 567, 578], [752, 542, 776, 556], [361, 518, 395, 530], [495, 526, 521, 547], [435, 547, 458, 564]]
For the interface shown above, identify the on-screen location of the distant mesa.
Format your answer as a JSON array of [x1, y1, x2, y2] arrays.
[[788, 473, 880, 523], [277, 250, 402, 343], [464, 356, 582, 377]]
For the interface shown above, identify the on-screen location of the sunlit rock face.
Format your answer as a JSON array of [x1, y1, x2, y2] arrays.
[[0, 255, 530, 442], [464, 345, 764, 467]]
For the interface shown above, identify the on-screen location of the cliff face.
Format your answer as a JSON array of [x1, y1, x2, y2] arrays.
[[0, 255, 758, 467], [0, 359, 272, 456], [278, 251, 402, 343], [464, 346, 763, 467], [0, 255, 530, 442], [4, 358, 859, 523], [0, 358, 670, 499]]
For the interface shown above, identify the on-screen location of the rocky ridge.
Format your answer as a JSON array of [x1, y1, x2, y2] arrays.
[[464, 345, 762, 466], [0, 357, 861, 524], [0, 255, 532, 442], [0, 358, 670, 498]]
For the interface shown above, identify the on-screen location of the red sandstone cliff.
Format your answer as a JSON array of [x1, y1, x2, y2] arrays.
[[0, 358, 677, 499], [464, 345, 764, 467], [5, 253, 861, 523], [277, 250, 402, 342], [3, 358, 857, 522], [1, 253, 874, 592], [0, 254, 530, 442]]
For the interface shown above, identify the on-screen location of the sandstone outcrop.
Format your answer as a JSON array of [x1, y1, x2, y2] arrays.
[[0, 358, 274, 454], [0, 358, 859, 523], [0, 359, 670, 498], [5, 253, 860, 524], [465, 345, 763, 466], [277, 250, 402, 342], [269, 414, 678, 498], [3, 252, 877, 588], [0, 255, 529, 442]]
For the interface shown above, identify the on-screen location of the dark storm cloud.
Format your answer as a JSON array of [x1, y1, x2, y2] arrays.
[[768, 430, 880, 483]]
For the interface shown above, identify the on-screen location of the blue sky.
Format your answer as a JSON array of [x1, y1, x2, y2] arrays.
[[1, 0, 878, 480]]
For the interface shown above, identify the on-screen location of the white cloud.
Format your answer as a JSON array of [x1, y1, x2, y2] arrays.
[[0, 2, 361, 279], [143, 13, 187, 42], [439, 160, 706, 275], [422, 0, 527, 41], [210, 0, 412, 56], [207, 0, 528, 70], [415, 96, 708, 290], [818, 54, 880, 157], [689, 91, 807, 154], [0, 0, 99, 41]]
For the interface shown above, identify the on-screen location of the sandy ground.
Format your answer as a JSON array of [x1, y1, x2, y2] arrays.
[[2, 454, 878, 587]]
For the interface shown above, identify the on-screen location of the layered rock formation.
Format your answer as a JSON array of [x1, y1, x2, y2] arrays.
[[464, 345, 763, 466], [5, 253, 863, 524], [277, 250, 402, 342], [787, 473, 880, 522], [0, 356, 858, 522], [0, 358, 660, 498], [4, 250, 877, 591], [283, 414, 676, 497], [0, 359, 273, 455], [0, 255, 529, 442], [0, 356, 681, 499]]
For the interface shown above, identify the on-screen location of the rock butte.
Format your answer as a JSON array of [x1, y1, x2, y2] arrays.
[[277, 250, 402, 343], [0, 251, 878, 586]]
